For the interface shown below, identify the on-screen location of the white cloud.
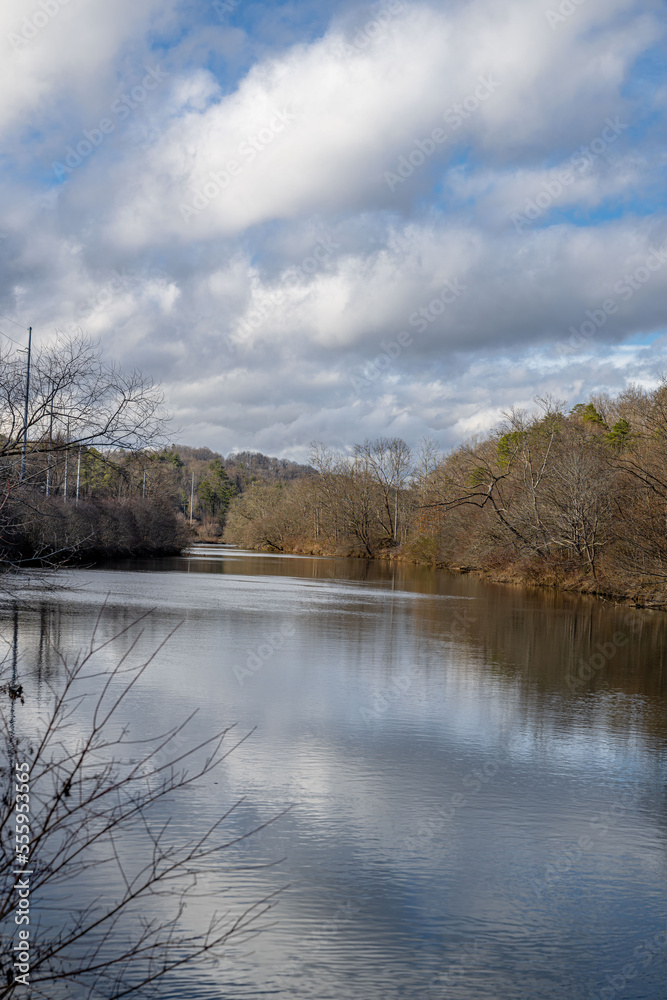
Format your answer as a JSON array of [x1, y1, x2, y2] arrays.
[[0, 0, 177, 135], [0, 0, 665, 458], [82, 0, 655, 248]]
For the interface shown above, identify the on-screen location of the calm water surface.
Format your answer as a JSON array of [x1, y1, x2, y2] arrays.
[[4, 547, 667, 998]]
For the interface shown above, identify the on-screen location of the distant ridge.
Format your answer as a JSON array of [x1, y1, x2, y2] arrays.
[[171, 444, 313, 490]]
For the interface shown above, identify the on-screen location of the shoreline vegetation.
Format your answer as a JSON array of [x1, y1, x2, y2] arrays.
[[221, 386, 667, 611], [0, 446, 311, 569], [0, 332, 312, 571], [4, 334, 667, 609]]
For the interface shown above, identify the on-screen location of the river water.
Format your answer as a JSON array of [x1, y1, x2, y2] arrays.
[[4, 547, 667, 998]]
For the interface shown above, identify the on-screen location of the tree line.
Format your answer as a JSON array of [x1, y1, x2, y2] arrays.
[[0, 330, 315, 566], [224, 385, 667, 603], [0, 332, 185, 567], [154, 446, 312, 540], [8, 329, 667, 601]]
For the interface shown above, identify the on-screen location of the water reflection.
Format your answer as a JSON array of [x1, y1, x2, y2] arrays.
[[2, 549, 667, 999]]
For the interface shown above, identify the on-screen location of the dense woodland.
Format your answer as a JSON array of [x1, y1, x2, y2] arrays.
[[223, 385, 667, 604], [0, 438, 310, 565]]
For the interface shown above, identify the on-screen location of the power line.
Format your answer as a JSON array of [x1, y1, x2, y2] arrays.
[[0, 311, 30, 333], [0, 325, 29, 349]]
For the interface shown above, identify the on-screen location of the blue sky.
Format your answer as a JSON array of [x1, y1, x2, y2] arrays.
[[1, 0, 666, 458]]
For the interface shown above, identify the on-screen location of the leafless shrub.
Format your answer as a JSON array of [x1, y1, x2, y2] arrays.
[[0, 610, 286, 998]]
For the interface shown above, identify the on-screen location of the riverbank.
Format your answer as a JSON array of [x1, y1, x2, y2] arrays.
[[222, 395, 667, 612], [226, 537, 667, 610], [1, 494, 191, 567]]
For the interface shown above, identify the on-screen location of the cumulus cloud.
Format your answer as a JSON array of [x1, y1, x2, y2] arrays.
[[0, 0, 177, 136], [0, 0, 665, 457]]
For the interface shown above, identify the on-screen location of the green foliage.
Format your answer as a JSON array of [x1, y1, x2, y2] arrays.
[[404, 533, 440, 564], [80, 447, 117, 492], [497, 431, 525, 467], [571, 403, 607, 428], [532, 412, 563, 436], [157, 449, 184, 468], [606, 418, 632, 449], [197, 459, 238, 519], [468, 466, 489, 487]]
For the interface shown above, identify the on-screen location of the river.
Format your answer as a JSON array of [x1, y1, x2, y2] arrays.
[[4, 547, 667, 998]]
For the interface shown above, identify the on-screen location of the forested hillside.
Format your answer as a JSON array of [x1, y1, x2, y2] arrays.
[[149, 446, 313, 538], [223, 384, 667, 605]]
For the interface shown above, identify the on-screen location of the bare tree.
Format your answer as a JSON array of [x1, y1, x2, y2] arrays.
[[0, 333, 176, 573], [0, 610, 286, 998], [413, 438, 441, 489], [307, 443, 343, 545], [602, 379, 667, 582], [354, 438, 412, 544], [0, 333, 167, 468], [418, 399, 566, 560], [539, 429, 613, 578]]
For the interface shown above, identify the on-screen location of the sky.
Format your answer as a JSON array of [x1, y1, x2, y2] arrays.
[[1, 0, 666, 460]]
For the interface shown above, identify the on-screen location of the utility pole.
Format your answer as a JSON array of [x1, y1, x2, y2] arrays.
[[19, 326, 32, 483], [190, 472, 195, 524], [45, 386, 54, 496], [76, 446, 81, 504], [142, 467, 146, 498], [64, 420, 69, 501]]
